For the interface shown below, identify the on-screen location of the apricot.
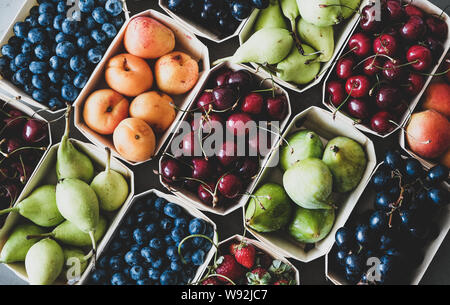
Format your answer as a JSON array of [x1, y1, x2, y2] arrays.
[[406, 110, 450, 159], [124, 16, 175, 59], [155, 51, 199, 95], [423, 82, 450, 118], [113, 118, 156, 162], [83, 89, 129, 135], [129, 91, 176, 134], [105, 53, 153, 97]]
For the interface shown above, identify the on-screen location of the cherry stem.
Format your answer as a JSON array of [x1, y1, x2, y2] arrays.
[[0, 146, 46, 158], [388, 120, 432, 144], [177, 234, 218, 265], [333, 87, 353, 120]]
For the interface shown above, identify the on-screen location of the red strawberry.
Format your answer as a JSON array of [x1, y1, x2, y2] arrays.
[[246, 267, 272, 285], [201, 277, 221, 285], [229, 243, 240, 256], [274, 279, 289, 285], [215, 255, 243, 283], [234, 243, 256, 269], [257, 253, 273, 269]]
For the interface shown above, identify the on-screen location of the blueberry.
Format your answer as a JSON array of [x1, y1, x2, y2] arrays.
[[174, 217, 188, 229], [192, 236, 204, 248], [8, 37, 23, 50], [124, 250, 141, 266], [148, 268, 161, 281], [148, 237, 163, 252], [111, 272, 127, 285], [374, 191, 393, 211], [14, 54, 31, 69], [144, 223, 158, 236], [427, 165, 449, 185], [336, 250, 348, 266], [251, 0, 269, 9], [1, 45, 17, 60], [69, 55, 87, 73], [140, 247, 156, 262], [133, 228, 148, 245], [53, 14, 65, 30], [189, 218, 206, 235], [166, 246, 178, 261], [61, 84, 79, 102], [56, 1, 66, 13], [23, 83, 35, 95], [191, 249, 206, 266], [29, 61, 48, 75], [92, 7, 109, 24], [61, 18, 79, 35], [30, 5, 39, 16], [27, 28, 47, 44], [61, 72, 74, 85], [32, 89, 50, 103], [163, 203, 181, 218], [205, 225, 214, 239], [55, 32, 71, 43], [167, 0, 185, 13], [355, 223, 375, 246], [102, 22, 117, 39], [160, 218, 173, 232], [25, 15, 40, 28], [109, 239, 123, 253], [73, 72, 89, 89], [14, 68, 31, 85], [428, 188, 448, 206], [87, 47, 103, 64], [111, 16, 124, 28], [32, 74, 49, 89], [136, 279, 152, 285], [130, 265, 145, 281], [56, 41, 76, 59], [404, 158, 424, 179], [90, 269, 108, 284], [79, 0, 95, 13], [34, 44, 51, 61], [38, 13, 54, 27], [230, 0, 253, 21], [384, 150, 403, 170], [160, 270, 178, 285], [109, 255, 123, 272], [369, 210, 388, 231], [39, 2, 55, 14], [105, 0, 123, 16], [77, 35, 93, 50], [170, 260, 183, 272], [91, 29, 107, 44], [20, 41, 33, 55], [85, 16, 97, 30], [335, 227, 355, 251], [345, 254, 364, 275], [98, 256, 109, 269], [13, 22, 30, 39], [154, 197, 166, 211], [165, 234, 175, 246], [170, 227, 186, 243], [9, 61, 19, 73], [152, 257, 166, 270]]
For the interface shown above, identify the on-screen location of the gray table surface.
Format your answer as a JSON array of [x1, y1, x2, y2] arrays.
[[0, 0, 448, 285]]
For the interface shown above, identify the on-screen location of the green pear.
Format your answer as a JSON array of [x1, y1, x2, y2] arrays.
[[297, 18, 334, 62], [288, 206, 335, 243], [280, 130, 324, 171], [62, 247, 92, 282], [90, 148, 128, 212], [27, 216, 107, 247], [297, 0, 343, 27], [56, 105, 94, 183], [281, 0, 299, 31], [276, 44, 321, 85], [283, 158, 334, 209], [341, 0, 361, 19], [0, 185, 64, 227], [245, 183, 292, 233], [25, 238, 64, 285], [56, 179, 99, 252], [322, 136, 367, 193], [254, 0, 288, 32], [213, 28, 293, 65], [0, 223, 46, 263]]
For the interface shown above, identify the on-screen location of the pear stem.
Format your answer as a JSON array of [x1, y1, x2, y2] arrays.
[[104, 147, 111, 173], [63, 104, 73, 139], [89, 231, 97, 263], [0, 207, 18, 216]]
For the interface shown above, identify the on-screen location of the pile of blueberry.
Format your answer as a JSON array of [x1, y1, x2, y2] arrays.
[[332, 150, 449, 284], [166, 0, 269, 37], [88, 193, 215, 285], [0, 0, 125, 111]]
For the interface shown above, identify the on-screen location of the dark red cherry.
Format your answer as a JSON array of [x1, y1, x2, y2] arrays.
[[327, 80, 346, 107], [6, 138, 23, 154], [345, 75, 371, 98], [22, 119, 48, 143], [213, 86, 237, 110], [404, 4, 424, 18], [375, 85, 400, 109], [181, 131, 199, 156], [370, 111, 396, 134], [266, 95, 288, 120], [423, 37, 444, 59], [406, 45, 432, 72], [196, 92, 215, 112], [404, 72, 425, 96], [400, 16, 426, 40], [241, 93, 264, 115], [12, 162, 33, 183], [348, 33, 372, 57], [226, 113, 253, 136], [386, 1, 405, 21], [373, 34, 398, 56], [191, 157, 212, 180], [161, 158, 185, 183], [226, 70, 253, 92], [336, 57, 355, 79], [360, 4, 381, 32], [237, 157, 259, 180], [382, 59, 403, 81], [4, 110, 26, 132], [218, 174, 243, 199], [191, 113, 224, 134], [426, 16, 448, 42], [347, 98, 370, 120], [197, 182, 217, 206], [217, 141, 239, 167], [390, 102, 408, 120], [214, 69, 233, 87], [363, 57, 382, 76]]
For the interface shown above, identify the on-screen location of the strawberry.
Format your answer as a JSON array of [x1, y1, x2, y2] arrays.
[[215, 255, 243, 283], [246, 267, 271, 285], [201, 277, 221, 285], [234, 243, 256, 269], [229, 243, 240, 256], [274, 279, 289, 285], [256, 253, 272, 269]]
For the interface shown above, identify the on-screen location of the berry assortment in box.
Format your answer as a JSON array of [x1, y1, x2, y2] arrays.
[[323, 0, 450, 137], [159, 0, 266, 43], [0, 0, 129, 113], [400, 54, 450, 170], [0, 95, 51, 228], [0, 109, 135, 285], [199, 235, 299, 285], [158, 62, 291, 216], [83, 190, 218, 285], [243, 107, 376, 262], [74, 9, 209, 165], [235, 0, 364, 93], [327, 151, 449, 285]]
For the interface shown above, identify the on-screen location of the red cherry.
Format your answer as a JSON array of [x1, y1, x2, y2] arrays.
[[336, 57, 355, 80], [386, 0, 405, 21], [390, 102, 408, 120], [403, 72, 425, 96], [6, 138, 23, 154], [382, 59, 403, 81], [404, 4, 424, 18], [373, 34, 398, 56], [423, 37, 444, 59], [375, 85, 400, 109], [191, 158, 213, 180], [426, 16, 449, 42], [370, 111, 396, 134], [197, 182, 217, 206], [326, 80, 346, 107], [360, 4, 381, 32], [347, 98, 370, 120], [266, 95, 288, 120], [406, 45, 432, 72], [214, 69, 233, 87], [196, 92, 214, 112], [363, 57, 382, 76], [400, 16, 426, 40], [226, 70, 253, 93], [217, 141, 239, 167], [191, 113, 223, 134], [161, 158, 185, 183], [345, 75, 371, 98], [237, 157, 259, 180], [213, 86, 237, 110], [226, 113, 253, 136], [181, 131, 199, 156], [218, 174, 243, 199], [22, 119, 48, 144], [241, 93, 264, 115], [348, 33, 372, 57]]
